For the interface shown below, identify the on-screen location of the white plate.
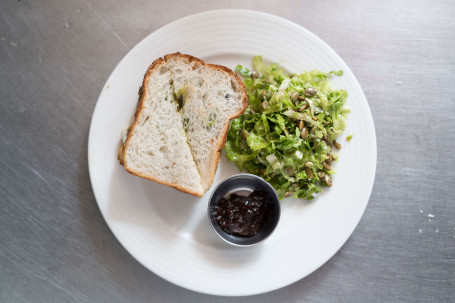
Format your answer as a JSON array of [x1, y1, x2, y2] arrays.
[[88, 9, 376, 296]]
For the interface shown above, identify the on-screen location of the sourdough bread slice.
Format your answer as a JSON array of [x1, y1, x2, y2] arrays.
[[164, 53, 248, 191], [120, 58, 204, 197], [119, 54, 248, 196]]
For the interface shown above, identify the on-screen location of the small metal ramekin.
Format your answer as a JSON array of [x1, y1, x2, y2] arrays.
[[208, 173, 281, 247]]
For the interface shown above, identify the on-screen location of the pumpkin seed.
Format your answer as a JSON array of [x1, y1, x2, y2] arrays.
[[297, 104, 307, 112], [306, 169, 313, 179], [290, 92, 299, 102], [284, 191, 294, 198], [323, 162, 331, 170], [285, 167, 294, 175], [324, 174, 332, 186], [333, 140, 342, 149], [300, 127, 308, 139], [304, 87, 317, 96]]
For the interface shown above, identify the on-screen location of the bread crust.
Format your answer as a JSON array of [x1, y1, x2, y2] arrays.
[[119, 53, 248, 197]]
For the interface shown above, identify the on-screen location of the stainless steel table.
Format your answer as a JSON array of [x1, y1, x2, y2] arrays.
[[1, 1, 454, 302]]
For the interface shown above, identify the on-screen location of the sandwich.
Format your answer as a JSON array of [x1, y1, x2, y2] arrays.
[[118, 53, 248, 197]]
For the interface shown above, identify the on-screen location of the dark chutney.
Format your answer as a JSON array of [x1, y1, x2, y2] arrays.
[[214, 190, 272, 237]]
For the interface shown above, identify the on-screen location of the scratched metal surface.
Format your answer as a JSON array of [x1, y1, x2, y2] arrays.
[[1, 0, 454, 302]]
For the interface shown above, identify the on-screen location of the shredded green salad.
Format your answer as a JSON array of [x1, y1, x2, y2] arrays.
[[225, 56, 349, 200]]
